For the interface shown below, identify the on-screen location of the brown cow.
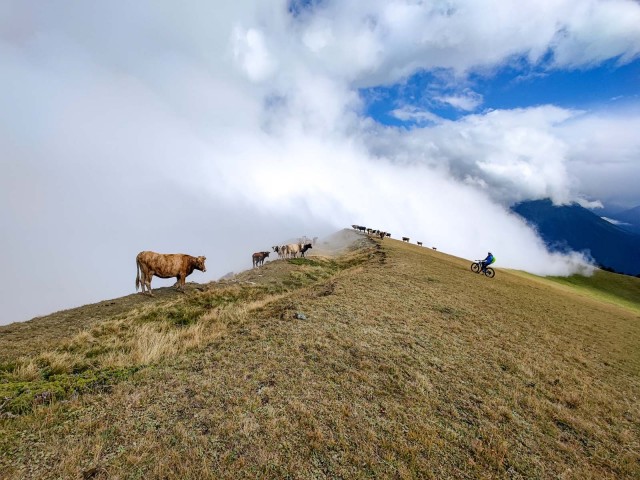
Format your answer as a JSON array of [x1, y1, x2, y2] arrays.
[[252, 251, 270, 267], [136, 251, 206, 296]]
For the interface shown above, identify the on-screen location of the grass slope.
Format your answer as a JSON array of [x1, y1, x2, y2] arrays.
[[1, 231, 639, 479], [514, 268, 640, 314]]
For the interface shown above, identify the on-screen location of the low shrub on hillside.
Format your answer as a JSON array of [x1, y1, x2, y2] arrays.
[[0, 367, 139, 415]]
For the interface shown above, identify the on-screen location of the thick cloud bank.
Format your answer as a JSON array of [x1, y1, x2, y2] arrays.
[[2, 1, 639, 324]]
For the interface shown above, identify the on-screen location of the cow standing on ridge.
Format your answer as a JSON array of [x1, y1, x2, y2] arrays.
[[252, 251, 270, 267], [300, 243, 313, 257], [285, 243, 302, 258], [136, 251, 206, 297]]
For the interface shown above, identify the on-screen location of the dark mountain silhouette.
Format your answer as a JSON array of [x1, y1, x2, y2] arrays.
[[605, 205, 640, 235], [512, 199, 640, 276]]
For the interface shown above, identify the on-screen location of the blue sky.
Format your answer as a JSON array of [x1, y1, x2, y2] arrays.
[[362, 56, 640, 126]]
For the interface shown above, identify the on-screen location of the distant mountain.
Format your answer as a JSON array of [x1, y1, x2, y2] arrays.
[[605, 205, 640, 235], [512, 199, 640, 276], [614, 205, 640, 224]]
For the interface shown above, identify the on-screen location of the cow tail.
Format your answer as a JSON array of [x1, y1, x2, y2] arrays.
[[135, 259, 141, 291]]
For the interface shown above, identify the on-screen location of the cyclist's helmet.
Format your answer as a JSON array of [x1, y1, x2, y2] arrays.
[[488, 252, 492, 255]]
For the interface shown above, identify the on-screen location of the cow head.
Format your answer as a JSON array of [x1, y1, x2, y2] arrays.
[[263, 252, 270, 258], [196, 256, 206, 272], [272, 246, 279, 253]]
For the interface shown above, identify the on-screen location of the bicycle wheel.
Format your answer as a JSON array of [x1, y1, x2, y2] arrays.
[[471, 262, 480, 273], [484, 267, 495, 278]]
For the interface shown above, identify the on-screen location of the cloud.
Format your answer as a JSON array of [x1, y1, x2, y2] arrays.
[[550, 0, 640, 68], [292, 0, 640, 84], [576, 198, 604, 209], [601, 217, 631, 226], [390, 106, 442, 124], [232, 27, 276, 82], [365, 106, 580, 205], [2, 0, 639, 324], [557, 106, 640, 206], [434, 89, 483, 111]]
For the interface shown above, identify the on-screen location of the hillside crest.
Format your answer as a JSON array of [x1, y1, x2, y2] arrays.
[[2, 230, 639, 479]]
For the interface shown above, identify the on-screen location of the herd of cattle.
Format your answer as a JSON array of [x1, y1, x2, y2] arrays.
[[351, 225, 390, 239], [134, 228, 434, 296], [251, 240, 315, 268], [134, 238, 317, 296], [351, 224, 436, 251]]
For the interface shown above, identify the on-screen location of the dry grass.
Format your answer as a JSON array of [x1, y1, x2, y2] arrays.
[[1, 231, 639, 479]]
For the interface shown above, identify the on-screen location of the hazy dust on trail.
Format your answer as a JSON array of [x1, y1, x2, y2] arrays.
[[310, 229, 375, 258]]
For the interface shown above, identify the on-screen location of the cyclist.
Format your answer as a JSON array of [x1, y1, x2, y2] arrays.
[[480, 252, 495, 272]]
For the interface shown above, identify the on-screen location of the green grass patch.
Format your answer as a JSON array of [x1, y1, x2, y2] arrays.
[[288, 258, 322, 267], [137, 290, 250, 326], [545, 269, 640, 312], [0, 367, 139, 415]]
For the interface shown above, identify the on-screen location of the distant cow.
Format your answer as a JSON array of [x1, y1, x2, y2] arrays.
[[252, 251, 270, 268], [432, 247, 437, 251], [136, 251, 206, 297], [300, 243, 313, 257], [402, 237, 409, 242], [386, 233, 391, 238], [417, 241, 423, 246], [378, 231, 387, 239]]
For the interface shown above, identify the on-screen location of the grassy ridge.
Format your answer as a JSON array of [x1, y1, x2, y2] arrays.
[[511, 267, 640, 314], [547, 270, 640, 312], [1, 233, 639, 479], [0, 252, 351, 417]]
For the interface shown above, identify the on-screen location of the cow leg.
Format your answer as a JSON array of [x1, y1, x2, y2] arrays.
[[138, 269, 147, 294], [142, 269, 154, 296], [138, 272, 146, 294], [146, 274, 154, 297]]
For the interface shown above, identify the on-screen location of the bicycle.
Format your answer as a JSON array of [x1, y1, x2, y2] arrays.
[[471, 261, 495, 278]]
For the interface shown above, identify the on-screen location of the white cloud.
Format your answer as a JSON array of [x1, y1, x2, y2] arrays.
[[366, 106, 579, 205], [576, 198, 604, 209], [601, 217, 631, 226], [434, 89, 483, 111], [551, 0, 640, 67], [232, 27, 276, 82], [390, 106, 442, 124], [294, 0, 640, 84]]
